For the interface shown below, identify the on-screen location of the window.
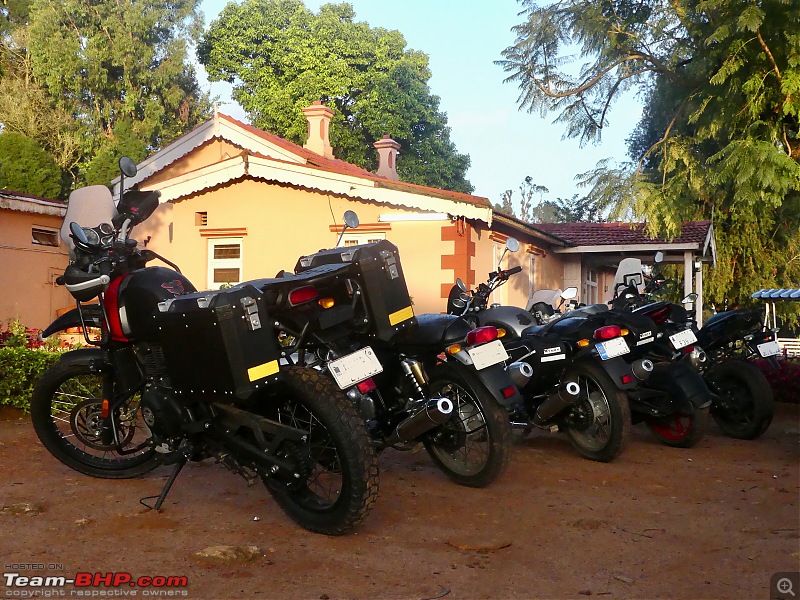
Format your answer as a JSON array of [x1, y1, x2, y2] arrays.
[[208, 238, 242, 289], [341, 232, 386, 247], [32, 227, 59, 247], [584, 268, 598, 304]]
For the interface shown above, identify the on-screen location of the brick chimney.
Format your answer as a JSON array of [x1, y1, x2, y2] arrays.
[[302, 101, 335, 158], [374, 135, 400, 181]]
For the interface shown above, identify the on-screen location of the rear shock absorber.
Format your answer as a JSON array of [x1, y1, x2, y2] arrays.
[[400, 357, 428, 400]]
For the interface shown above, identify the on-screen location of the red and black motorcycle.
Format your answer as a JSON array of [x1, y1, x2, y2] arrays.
[[33, 159, 379, 535]]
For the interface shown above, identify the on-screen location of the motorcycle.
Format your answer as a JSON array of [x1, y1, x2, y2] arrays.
[[446, 239, 645, 463], [32, 159, 379, 535], [271, 212, 517, 487], [613, 257, 778, 440]]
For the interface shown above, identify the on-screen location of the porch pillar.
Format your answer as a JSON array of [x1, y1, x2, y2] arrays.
[[683, 251, 693, 300], [695, 260, 703, 327]]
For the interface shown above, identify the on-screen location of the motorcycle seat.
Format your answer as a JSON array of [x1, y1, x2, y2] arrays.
[[398, 313, 471, 347], [520, 324, 549, 336]]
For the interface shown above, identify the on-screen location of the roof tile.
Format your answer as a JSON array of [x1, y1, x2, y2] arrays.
[[533, 221, 711, 246]]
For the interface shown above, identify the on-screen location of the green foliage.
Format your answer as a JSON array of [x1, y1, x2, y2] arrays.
[[499, 176, 604, 223], [0, 131, 61, 197], [0, 0, 212, 194], [0, 347, 58, 411], [502, 0, 800, 307], [198, 0, 473, 193]]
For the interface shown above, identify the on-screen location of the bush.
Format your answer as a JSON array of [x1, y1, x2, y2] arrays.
[[0, 320, 76, 412], [0, 347, 60, 411], [755, 358, 800, 404]]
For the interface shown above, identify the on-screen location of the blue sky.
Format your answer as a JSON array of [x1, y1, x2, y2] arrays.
[[197, 0, 643, 211]]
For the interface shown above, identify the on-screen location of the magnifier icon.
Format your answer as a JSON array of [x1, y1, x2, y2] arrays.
[[778, 578, 796, 597]]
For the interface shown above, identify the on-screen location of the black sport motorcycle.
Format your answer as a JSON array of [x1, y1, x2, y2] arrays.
[[612, 259, 780, 440], [272, 213, 518, 487], [446, 240, 648, 463], [32, 160, 379, 535]]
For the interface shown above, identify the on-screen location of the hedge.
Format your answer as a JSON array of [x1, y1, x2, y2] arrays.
[[0, 347, 60, 412]]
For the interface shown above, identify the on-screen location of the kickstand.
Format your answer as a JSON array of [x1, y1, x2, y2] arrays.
[[140, 457, 187, 511]]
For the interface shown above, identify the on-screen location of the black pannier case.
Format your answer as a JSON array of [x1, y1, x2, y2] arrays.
[[294, 240, 416, 342], [154, 284, 281, 400]]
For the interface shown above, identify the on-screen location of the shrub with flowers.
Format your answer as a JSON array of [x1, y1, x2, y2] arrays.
[[0, 320, 75, 412], [755, 358, 800, 404]]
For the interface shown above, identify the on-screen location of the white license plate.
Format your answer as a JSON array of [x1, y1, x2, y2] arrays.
[[328, 347, 383, 389], [669, 329, 697, 350], [757, 340, 782, 358], [595, 337, 629, 360], [467, 339, 509, 370]]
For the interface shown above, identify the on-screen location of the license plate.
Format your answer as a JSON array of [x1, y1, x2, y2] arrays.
[[467, 339, 509, 370], [328, 347, 383, 389], [595, 337, 629, 360], [756, 340, 781, 358], [669, 329, 697, 350]]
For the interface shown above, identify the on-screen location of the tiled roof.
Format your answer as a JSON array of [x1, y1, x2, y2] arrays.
[[533, 221, 712, 246], [217, 113, 491, 209], [0, 190, 65, 205]]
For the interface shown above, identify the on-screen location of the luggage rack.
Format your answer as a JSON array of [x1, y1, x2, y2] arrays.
[[750, 288, 800, 358]]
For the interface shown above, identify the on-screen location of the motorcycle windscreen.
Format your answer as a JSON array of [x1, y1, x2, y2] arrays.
[[60, 185, 118, 253], [613, 257, 644, 292]]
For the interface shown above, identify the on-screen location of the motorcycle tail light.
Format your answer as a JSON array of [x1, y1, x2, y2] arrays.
[[288, 286, 318, 306], [620, 374, 633, 385], [501, 385, 516, 399], [101, 399, 110, 418], [467, 326, 498, 345], [356, 378, 377, 393], [650, 305, 671, 324], [682, 345, 695, 354], [594, 325, 622, 340], [318, 297, 335, 309]]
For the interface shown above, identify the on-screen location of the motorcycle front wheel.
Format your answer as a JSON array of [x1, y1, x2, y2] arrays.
[[263, 366, 379, 536], [31, 358, 160, 478], [706, 360, 774, 439], [562, 361, 631, 462], [646, 406, 709, 447], [423, 364, 512, 488]]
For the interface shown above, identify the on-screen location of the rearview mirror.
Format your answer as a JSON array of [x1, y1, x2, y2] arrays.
[[654, 251, 664, 264], [562, 287, 578, 300], [119, 156, 137, 178], [506, 237, 520, 253], [343, 210, 360, 229], [456, 278, 467, 292], [70, 221, 90, 246], [682, 293, 698, 303]]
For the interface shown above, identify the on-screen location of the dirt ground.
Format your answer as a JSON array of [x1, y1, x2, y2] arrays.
[[1, 403, 798, 600]]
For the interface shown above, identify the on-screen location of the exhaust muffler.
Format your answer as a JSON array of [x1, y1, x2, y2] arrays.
[[632, 358, 654, 381], [532, 380, 581, 425], [508, 361, 534, 389], [386, 397, 454, 444]]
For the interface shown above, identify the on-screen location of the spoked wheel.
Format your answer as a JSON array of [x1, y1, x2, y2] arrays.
[[31, 357, 160, 478], [264, 366, 378, 535], [706, 360, 774, 439], [424, 365, 512, 488], [563, 361, 631, 462], [647, 406, 709, 448]]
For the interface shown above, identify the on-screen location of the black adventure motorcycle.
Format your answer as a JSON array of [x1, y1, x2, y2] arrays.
[[446, 239, 647, 462], [613, 256, 779, 440], [32, 159, 380, 535], [271, 212, 517, 487]]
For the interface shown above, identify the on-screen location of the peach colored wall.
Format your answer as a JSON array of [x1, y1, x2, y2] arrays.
[[0, 210, 71, 329], [143, 180, 458, 314], [146, 140, 242, 188]]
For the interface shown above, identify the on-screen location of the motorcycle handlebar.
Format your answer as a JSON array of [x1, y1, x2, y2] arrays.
[[503, 266, 522, 278]]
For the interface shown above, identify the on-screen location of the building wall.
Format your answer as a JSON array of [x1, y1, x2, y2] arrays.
[[140, 179, 461, 315], [0, 210, 70, 329]]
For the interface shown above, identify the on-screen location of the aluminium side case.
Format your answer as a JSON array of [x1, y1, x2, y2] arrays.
[[294, 240, 417, 342], [154, 283, 281, 401]]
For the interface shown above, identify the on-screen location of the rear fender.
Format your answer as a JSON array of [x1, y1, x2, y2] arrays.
[[447, 360, 522, 409], [576, 353, 639, 391]]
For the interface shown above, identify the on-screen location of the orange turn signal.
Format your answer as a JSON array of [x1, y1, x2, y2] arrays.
[[446, 344, 462, 355], [318, 297, 335, 309], [620, 328, 630, 336], [497, 328, 507, 338], [577, 339, 590, 348]]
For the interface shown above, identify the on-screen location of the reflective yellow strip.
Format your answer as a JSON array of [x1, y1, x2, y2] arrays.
[[247, 360, 279, 382], [388, 305, 415, 326]]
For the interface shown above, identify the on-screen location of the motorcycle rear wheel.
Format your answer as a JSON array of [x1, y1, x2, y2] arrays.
[[31, 360, 160, 478], [562, 361, 631, 462], [264, 366, 379, 535], [706, 360, 774, 439], [646, 406, 709, 448], [423, 365, 512, 488]]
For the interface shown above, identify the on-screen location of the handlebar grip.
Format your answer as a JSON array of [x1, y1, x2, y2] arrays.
[[506, 266, 522, 276]]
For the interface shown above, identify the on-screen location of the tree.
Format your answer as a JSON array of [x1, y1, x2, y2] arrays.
[[499, 0, 800, 305], [0, 0, 212, 192], [0, 131, 61, 197], [198, 0, 473, 193]]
